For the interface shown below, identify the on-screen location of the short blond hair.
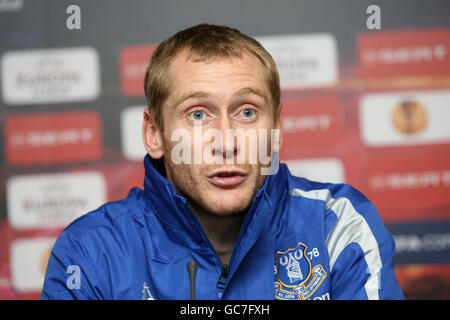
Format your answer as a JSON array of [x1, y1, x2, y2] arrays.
[[144, 24, 280, 129]]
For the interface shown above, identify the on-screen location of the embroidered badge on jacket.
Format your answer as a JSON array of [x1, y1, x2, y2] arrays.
[[274, 242, 327, 300]]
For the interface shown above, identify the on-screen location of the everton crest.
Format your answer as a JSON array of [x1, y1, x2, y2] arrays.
[[274, 242, 327, 300]]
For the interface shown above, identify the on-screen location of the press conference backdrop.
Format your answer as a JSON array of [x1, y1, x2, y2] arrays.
[[0, 0, 449, 299]]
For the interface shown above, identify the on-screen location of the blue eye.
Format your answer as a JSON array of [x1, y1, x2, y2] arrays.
[[190, 110, 205, 121], [241, 108, 255, 118]]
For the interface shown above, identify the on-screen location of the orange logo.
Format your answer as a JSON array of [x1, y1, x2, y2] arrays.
[[392, 100, 428, 134]]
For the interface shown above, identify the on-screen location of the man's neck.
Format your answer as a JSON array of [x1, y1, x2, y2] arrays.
[[188, 201, 246, 265]]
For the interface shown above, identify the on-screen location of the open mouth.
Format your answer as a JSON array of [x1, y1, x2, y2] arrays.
[[207, 170, 247, 188], [217, 172, 239, 177]]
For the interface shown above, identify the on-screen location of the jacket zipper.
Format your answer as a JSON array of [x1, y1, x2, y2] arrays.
[[215, 191, 266, 298], [181, 202, 231, 299], [182, 191, 265, 299], [216, 264, 230, 298]]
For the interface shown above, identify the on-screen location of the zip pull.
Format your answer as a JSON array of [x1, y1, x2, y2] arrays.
[[217, 264, 230, 285], [187, 261, 198, 300]]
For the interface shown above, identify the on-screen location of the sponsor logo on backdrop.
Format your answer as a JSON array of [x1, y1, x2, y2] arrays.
[[119, 45, 157, 96], [256, 33, 337, 89], [358, 29, 450, 78], [120, 105, 148, 160], [394, 232, 450, 259], [1, 47, 100, 104], [5, 111, 102, 165], [391, 100, 428, 134], [283, 113, 332, 133], [10, 237, 56, 292], [370, 169, 450, 191], [6, 171, 106, 230], [0, 0, 23, 11], [285, 158, 345, 184], [366, 153, 450, 220], [359, 90, 450, 147], [280, 96, 344, 158], [388, 221, 450, 265]]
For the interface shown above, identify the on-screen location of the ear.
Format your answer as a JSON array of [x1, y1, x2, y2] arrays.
[[142, 109, 164, 159], [274, 103, 283, 152]]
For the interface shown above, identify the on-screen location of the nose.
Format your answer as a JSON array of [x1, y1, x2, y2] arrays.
[[214, 116, 238, 162]]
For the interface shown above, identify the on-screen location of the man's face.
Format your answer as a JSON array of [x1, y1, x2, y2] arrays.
[[157, 49, 280, 216]]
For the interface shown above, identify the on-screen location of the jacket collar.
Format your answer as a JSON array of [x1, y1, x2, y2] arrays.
[[142, 154, 288, 241]]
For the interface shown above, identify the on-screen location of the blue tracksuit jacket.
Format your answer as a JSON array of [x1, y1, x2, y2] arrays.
[[41, 155, 404, 300]]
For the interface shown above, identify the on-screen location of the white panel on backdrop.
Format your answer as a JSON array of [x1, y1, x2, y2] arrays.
[[120, 105, 148, 160], [359, 90, 450, 147], [256, 33, 338, 89], [285, 158, 345, 184], [0, 0, 23, 11], [1, 47, 100, 104], [6, 171, 106, 230], [10, 237, 56, 292]]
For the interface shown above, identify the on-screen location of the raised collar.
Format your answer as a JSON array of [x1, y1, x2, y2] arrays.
[[142, 154, 288, 241]]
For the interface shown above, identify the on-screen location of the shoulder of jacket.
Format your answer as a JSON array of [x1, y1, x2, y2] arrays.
[[287, 173, 371, 210]]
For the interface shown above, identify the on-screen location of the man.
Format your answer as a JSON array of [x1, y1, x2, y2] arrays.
[[41, 24, 404, 300]]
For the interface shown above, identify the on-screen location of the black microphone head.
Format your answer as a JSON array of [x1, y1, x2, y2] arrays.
[[187, 260, 198, 273], [187, 260, 198, 300]]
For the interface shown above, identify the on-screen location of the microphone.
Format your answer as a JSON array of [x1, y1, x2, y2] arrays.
[[187, 261, 198, 300]]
